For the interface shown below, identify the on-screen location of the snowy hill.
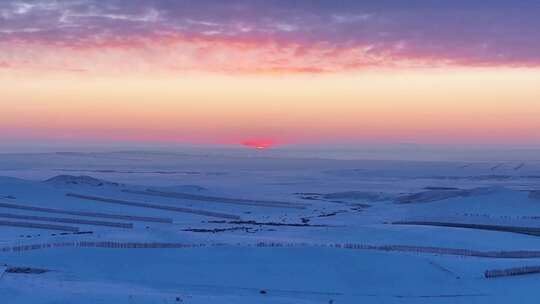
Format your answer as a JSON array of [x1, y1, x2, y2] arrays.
[[0, 152, 540, 303]]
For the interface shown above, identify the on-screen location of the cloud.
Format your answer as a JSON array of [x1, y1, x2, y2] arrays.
[[1, 0, 540, 73]]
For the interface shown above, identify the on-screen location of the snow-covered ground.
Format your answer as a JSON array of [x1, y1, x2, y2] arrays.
[[1, 151, 540, 303]]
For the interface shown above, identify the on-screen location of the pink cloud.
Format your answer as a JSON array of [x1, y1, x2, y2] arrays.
[[0, 33, 443, 75]]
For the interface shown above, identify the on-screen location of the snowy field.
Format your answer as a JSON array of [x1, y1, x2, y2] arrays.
[[1, 151, 540, 303]]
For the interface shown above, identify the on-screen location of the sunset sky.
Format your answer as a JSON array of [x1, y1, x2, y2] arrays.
[[1, 1, 539, 148]]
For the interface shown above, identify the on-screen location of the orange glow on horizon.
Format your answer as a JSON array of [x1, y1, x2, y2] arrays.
[[1, 66, 539, 146]]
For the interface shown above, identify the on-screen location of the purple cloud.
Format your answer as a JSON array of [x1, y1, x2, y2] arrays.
[[1, 0, 540, 67]]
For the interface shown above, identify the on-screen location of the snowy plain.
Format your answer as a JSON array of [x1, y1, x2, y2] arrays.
[[0, 150, 540, 303]]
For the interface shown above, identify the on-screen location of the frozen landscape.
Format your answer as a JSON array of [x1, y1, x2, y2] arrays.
[[2, 0, 540, 302], [1, 150, 540, 303]]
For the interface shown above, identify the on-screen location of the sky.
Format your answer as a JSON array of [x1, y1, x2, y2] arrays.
[[1, 0, 540, 149]]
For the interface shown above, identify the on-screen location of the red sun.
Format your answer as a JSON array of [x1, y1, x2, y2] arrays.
[[241, 140, 274, 150]]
